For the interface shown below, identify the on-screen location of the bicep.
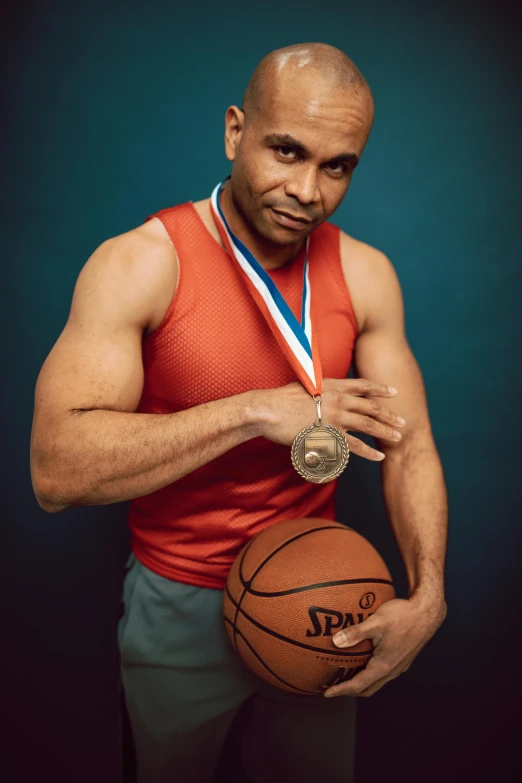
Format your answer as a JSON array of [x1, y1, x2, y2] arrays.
[[34, 317, 144, 424], [32, 237, 154, 448], [352, 250, 433, 452]]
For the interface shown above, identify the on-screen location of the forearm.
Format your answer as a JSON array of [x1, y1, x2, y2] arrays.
[[380, 435, 448, 607], [32, 391, 262, 512]]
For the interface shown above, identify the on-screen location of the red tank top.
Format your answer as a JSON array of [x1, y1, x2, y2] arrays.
[[128, 202, 359, 589]]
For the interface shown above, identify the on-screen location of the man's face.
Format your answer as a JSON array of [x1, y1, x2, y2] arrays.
[[225, 75, 373, 246]]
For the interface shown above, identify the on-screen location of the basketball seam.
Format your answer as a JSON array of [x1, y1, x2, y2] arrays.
[[247, 577, 394, 598], [234, 523, 351, 651], [225, 582, 373, 658], [241, 525, 349, 591], [234, 525, 341, 651], [232, 534, 258, 652], [224, 616, 315, 696]]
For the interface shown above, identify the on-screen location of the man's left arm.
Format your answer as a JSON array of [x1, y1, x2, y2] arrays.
[[325, 243, 448, 698]]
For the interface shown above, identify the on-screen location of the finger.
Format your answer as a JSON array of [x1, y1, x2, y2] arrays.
[[324, 658, 393, 698], [348, 397, 406, 428], [332, 618, 382, 648], [346, 378, 398, 398], [344, 434, 386, 462], [345, 413, 403, 445]]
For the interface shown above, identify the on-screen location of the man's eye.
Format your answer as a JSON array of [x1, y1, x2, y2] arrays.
[[326, 162, 346, 175], [277, 146, 297, 159]]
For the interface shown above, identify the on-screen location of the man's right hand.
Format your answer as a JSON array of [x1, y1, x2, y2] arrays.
[[253, 378, 406, 461]]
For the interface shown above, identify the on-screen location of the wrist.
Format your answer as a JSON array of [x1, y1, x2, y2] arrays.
[[240, 389, 277, 439], [409, 583, 447, 620]]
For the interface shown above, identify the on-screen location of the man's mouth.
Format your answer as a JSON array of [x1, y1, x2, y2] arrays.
[[270, 208, 313, 229]]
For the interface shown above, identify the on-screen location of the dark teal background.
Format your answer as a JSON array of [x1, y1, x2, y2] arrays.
[[3, 1, 521, 781]]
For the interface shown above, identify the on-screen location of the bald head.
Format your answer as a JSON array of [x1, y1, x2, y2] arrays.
[[242, 43, 373, 119], [222, 43, 374, 253]]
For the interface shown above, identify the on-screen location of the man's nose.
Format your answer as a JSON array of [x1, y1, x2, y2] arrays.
[[284, 165, 320, 205]]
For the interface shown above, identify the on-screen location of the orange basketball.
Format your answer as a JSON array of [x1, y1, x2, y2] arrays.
[[223, 517, 396, 696]]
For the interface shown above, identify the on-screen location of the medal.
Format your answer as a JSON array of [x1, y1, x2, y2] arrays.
[[209, 179, 350, 484], [291, 396, 350, 484]]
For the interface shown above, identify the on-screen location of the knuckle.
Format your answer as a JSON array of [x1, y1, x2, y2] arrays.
[[360, 378, 372, 391], [370, 399, 380, 413], [364, 416, 374, 431]]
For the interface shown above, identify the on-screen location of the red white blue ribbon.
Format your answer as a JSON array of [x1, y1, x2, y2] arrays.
[[209, 180, 323, 396]]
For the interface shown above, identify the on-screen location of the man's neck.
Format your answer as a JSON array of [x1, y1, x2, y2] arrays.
[[219, 181, 305, 270]]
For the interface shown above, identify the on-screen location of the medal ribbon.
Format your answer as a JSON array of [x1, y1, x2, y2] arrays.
[[209, 180, 323, 396]]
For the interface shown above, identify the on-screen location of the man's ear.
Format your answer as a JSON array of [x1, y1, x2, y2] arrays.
[[224, 105, 245, 162]]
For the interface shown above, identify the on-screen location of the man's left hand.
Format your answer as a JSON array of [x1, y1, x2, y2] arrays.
[[323, 593, 447, 698]]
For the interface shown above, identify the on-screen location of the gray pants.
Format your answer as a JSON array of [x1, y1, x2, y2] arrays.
[[118, 552, 357, 783]]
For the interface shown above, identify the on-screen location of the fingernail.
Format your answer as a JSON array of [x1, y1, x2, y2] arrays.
[[333, 632, 346, 646], [376, 452, 385, 459], [397, 416, 406, 425], [388, 386, 398, 394]]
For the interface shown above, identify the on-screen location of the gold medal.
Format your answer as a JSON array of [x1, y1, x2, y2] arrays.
[[291, 395, 350, 484]]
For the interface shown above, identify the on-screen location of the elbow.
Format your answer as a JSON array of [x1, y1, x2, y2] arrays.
[[32, 474, 72, 513], [30, 433, 84, 512], [30, 455, 75, 513], [32, 466, 98, 512], [38, 498, 69, 514]]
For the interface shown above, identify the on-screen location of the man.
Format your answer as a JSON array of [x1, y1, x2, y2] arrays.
[[30, 42, 448, 783]]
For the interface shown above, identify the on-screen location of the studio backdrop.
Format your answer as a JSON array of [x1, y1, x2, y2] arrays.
[[3, 1, 520, 782]]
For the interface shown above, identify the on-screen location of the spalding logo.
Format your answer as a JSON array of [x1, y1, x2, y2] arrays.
[[306, 606, 375, 637]]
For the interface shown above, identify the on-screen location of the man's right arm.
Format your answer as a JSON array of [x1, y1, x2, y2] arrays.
[[30, 226, 265, 513], [30, 223, 406, 514]]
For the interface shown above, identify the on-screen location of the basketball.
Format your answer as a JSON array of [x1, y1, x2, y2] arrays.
[[223, 517, 396, 696]]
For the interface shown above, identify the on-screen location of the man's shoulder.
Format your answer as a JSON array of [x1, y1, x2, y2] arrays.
[[101, 215, 176, 257], [330, 226, 401, 336], [87, 218, 178, 337], [316, 220, 390, 266], [334, 225, 387, 264]]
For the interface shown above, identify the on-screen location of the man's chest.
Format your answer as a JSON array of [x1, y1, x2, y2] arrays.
[[191, 198, 367, 337]]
